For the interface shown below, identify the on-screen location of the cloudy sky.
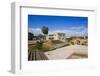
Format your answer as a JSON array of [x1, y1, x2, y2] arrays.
[[28, 15, 88, 37]]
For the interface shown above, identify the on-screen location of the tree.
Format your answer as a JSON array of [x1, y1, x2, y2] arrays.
[[28, 32, 34, 40], [42, 26, 49, 35], [41, 26, 49, 40]]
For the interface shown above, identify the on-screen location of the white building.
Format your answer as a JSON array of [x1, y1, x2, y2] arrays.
[[46, 32, 66, 42]]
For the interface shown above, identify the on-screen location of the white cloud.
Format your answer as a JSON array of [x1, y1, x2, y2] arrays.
[[69, 26, 86, 30], [28, 28, 43, 36], [49, 29, 87, 37], [66, 26, 88, 37], [28, 27, 88, 37]]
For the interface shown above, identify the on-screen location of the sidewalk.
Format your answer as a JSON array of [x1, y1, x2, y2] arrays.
[[44, 45, 88, 59]]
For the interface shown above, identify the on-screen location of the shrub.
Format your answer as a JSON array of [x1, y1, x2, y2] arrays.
[[71, 42, 74, 45], [42, 40, 53, 51], [35, 41, 43, 50]]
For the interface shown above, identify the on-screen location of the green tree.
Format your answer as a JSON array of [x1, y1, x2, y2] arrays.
[[28, 32, 34, 40], [42, 26, 49, 39]]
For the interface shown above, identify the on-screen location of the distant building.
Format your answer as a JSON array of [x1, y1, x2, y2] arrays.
[[46, 32, 66, 42]]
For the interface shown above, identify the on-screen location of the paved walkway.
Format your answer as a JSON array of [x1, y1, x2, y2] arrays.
[[44, 45, 88, 60]]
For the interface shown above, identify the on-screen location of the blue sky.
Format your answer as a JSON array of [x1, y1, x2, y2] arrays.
[[28, 15, 88, 37]]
